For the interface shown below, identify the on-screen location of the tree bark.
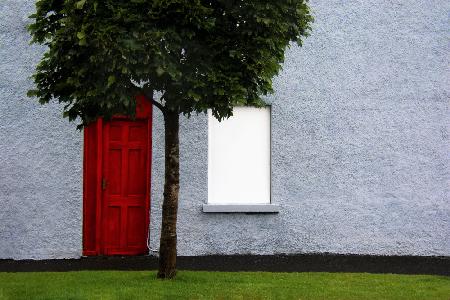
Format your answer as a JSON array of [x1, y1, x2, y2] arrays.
[[157, 110, 180, 279]]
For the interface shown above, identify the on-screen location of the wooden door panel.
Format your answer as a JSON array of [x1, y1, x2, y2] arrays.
[[127, 206, 146, 246], [129, 125, 147, 141], [107, 149, 122, 196], [109, 124, 122, 141], [104, 206, 121, 247], [127, 149, 146, 196]]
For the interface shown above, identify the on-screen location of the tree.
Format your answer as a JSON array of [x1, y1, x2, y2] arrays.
[[28, 0, 313, 279]]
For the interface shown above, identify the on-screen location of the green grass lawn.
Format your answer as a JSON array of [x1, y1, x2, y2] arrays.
[[0, 271, 448, 300]]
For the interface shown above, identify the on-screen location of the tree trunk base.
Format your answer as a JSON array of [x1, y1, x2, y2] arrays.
[[156, 269, 177, 279], [157, 110, 180, 279]]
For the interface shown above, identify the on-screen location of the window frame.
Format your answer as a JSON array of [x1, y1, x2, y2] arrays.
[[203, 106, 279, 213]]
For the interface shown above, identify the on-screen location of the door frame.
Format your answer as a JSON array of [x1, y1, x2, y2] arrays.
[[82, 95, 153, 256]]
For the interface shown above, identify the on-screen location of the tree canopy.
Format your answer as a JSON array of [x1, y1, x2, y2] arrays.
[[28, 0, 313, 125]]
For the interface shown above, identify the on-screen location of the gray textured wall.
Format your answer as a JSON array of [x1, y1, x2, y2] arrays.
[[0, 1, 83, 259], [1, 0, 449, 259]]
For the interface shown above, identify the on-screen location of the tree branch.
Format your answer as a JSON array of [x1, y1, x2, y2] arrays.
[[142, 86, 166, 114], [152, 99, 166, 114]]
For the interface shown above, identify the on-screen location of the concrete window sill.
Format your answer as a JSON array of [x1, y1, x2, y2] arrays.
[[202, 204, 280, 213]]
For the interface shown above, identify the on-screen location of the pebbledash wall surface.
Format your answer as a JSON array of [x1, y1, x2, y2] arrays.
[[1, 1, 449, 260]]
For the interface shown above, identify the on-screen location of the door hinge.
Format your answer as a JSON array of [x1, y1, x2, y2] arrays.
[[101, 178, 108, 190]]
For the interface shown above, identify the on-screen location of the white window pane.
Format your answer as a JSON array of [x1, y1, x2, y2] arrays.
[[208, 107, 271, 204]]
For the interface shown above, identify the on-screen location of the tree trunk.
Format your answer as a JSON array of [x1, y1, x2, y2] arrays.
[[157, 110, 180, 279]]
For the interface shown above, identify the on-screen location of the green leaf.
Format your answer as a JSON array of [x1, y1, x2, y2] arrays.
[[76, 31, 85, 40], [107, 75, 116, 87], [78, 39, 87, 46], [187, 91, 201, 101], [156, 67, 165, 76], [75, 0, 86, 9], [26, 89, 38, 97]]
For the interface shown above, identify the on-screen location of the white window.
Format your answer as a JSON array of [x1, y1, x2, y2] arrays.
[[205, 106, 277, 212]]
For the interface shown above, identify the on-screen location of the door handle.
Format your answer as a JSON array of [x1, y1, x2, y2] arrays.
[[102, 178, 108, 190]]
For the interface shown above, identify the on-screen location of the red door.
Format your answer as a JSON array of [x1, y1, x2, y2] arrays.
[[83, 96, 152, 256], [102, 120, 149, 255]]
